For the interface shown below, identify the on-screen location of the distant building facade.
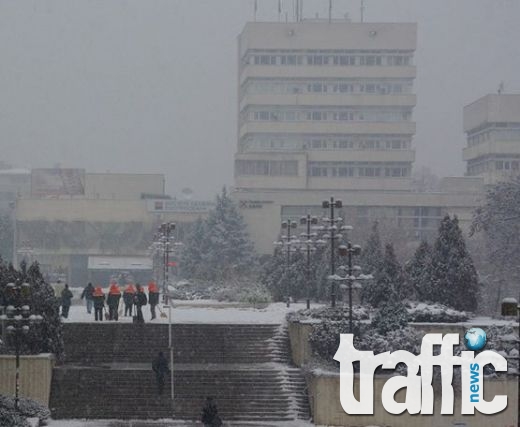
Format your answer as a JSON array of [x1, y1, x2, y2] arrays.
[[235, 21, 417, 192], [232, 20, 485, 254], [13, 169, 212, 284], [463, 94, 520, 184]]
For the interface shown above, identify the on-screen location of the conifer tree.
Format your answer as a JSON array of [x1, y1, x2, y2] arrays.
[[429, 215, 479, 312], [0, 214, 13, 262], [363, 243, 402, 307], [405, 240, 432, 301], [360, 221, 383, 276], [181, 187, 257, 282], [0, 261, 63, 358], [179, 217, 207, 279]]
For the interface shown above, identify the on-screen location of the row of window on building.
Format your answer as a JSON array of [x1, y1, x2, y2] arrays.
[[467, 127, 520, 147], [235, 159, 410, 178], [240, 136, 411, 152], [244, 52, 413, 67], [241, 79, 413, 97], [243, 108, 412, 124], [281, 205, 443, 233], [467, 158, 520, 175], [308, 162, 410, 178]]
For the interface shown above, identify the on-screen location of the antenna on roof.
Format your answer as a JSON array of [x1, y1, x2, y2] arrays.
[[253, 0, 257, 21], [498, 81, 505, 95], [329, 0, 332, 23], [361, 0, 365, 22]]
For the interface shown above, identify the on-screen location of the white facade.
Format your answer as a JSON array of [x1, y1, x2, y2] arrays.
[[232, 21, 485, 254], [235, 21, 417, 192], [463, 94, 520, 184]]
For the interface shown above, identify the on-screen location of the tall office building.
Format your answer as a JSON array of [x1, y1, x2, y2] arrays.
[[463, 94, 520, 184], [232, 21, 481, 254], [235, 21, 417, 192]]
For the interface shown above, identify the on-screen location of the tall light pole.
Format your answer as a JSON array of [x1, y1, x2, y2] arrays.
[[338, 242, 365, 333], [0, 282, 42, 411], [155, 222, 177, 410], [274, 219, 299, 306], [299, 215, 320, 309], [322, 197, 343, 308]]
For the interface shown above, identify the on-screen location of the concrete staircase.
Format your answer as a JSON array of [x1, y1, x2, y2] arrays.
[[50, 323, 310, 423]]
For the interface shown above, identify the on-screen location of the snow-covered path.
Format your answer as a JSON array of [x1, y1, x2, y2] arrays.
[[62, 301, 319, 324]]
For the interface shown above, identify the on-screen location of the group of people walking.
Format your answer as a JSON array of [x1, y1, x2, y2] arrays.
[[79, 281, 160, 322]]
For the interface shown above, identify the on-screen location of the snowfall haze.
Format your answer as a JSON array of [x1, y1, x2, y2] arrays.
[[0, 0, 518, 198]]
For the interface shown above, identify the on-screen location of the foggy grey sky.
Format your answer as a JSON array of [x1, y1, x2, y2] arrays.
[[1, 0, 519, 198]]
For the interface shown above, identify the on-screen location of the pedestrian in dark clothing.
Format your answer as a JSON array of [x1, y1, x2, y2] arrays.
[[152, 351, 170, 395], [133, 284, 147, 324], [123, 284, 136, 317], [60, 284, 73, 319], [201, 397, 223, 427], [107, 283, 121, 321], [148, 281, 159, 320], [92, 286, 105, 321], [80, 282, 94, 314]]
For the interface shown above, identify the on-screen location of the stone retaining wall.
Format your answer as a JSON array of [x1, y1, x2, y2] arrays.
[[0, 354, 55, 405], [308, 372, 518, 427]]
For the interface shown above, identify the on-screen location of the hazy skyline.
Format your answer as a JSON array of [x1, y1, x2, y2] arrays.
[[1, 0, 519, 198]]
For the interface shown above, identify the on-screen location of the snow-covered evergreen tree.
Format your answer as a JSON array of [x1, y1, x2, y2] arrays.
[[0, 261, 63, 358], [360, 221, 383, 275], [405, 240, 432, 301], [182, 187, 257, 282], [179, 217, 207, 279], [363, 243, 403, 307], [429, 215, 479, 312], [0, 214, 13, 262], [471, 176, 520, 311]]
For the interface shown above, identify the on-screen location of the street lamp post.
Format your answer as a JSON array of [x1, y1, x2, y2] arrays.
[[299, 215, 319, 309], [338, 242, 363, 333], [152, 222, 178, 411], [0, 282, 42, 411], [275, 220, 299, 306], [322, 197, 343, 308]]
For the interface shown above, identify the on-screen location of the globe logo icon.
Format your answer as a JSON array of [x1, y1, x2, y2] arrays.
[[464, 328, 487, 351]]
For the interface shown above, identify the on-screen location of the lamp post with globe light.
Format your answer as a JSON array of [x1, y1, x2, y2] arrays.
[[337, 241, 372, 333], [0, 282, 43, 411], [298, 214, 324, 309], [149, 222, 182, 412], [321, 197, 345, 308], [274, 219, 299, 306]]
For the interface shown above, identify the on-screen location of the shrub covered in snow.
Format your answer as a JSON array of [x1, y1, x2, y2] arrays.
[[483, 324, 519, 374], [371, 299, 408, 335], [238, 286, 272, 307], [309, 318, 353, 361], [0, 394, 50, 426], [406, 302, 469, 323], [309, 318, 422, 364]]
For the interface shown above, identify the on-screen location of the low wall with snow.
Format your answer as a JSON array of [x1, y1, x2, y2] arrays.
[[287, 320, 313, 366], [288, 320, 519, 368], [308, 372, 518, 427], [0, 354, 55, 405]]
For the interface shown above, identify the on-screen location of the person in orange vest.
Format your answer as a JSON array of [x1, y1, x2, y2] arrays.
[[123, 284, 136, 317], [148, 281, 160, 320], [92, 286, 105, 322], [107, 282, 122, 321]]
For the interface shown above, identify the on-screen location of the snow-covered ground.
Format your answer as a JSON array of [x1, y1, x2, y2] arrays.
[[62, 301, 319, 324]]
